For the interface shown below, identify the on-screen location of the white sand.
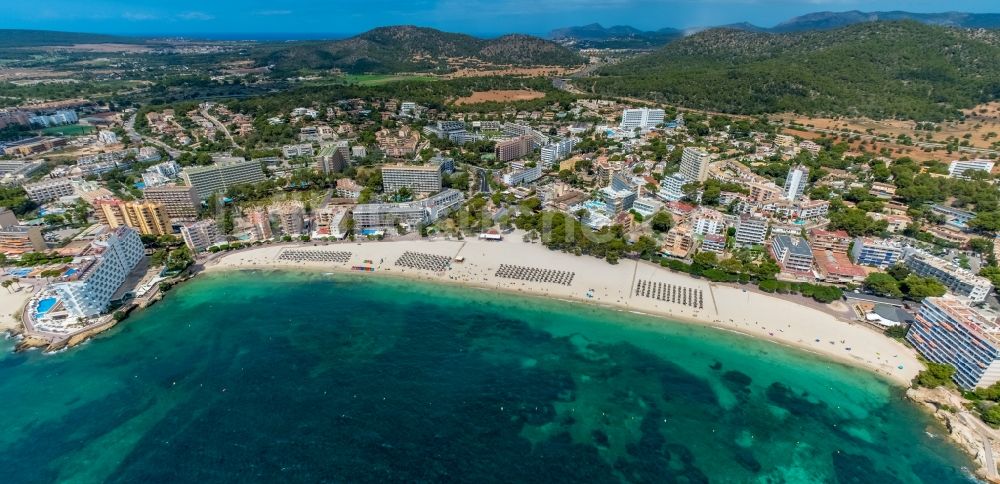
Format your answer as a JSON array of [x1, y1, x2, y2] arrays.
[[0, 281, 32, 333], [208, 235, 921, 385]]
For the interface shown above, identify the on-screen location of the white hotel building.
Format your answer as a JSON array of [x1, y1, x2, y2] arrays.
[[52, 227, 144, 318], [620, 108, 665, 130]]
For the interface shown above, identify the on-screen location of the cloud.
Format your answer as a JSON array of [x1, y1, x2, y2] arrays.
[[177, 11, 214, 21], [254, 9, 292, 16]]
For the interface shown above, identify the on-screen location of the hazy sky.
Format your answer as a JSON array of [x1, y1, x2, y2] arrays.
[[3, 0, 998, 37]]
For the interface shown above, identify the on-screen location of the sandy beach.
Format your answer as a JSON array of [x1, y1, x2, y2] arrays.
[[207, 235, 922, 385], [0, 282, 32, 334]]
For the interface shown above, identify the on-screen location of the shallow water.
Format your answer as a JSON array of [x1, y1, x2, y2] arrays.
[[0, 271, 976, 482]]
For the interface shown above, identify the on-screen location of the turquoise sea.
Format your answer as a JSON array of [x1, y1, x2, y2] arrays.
[[0, 271, 977, 483]]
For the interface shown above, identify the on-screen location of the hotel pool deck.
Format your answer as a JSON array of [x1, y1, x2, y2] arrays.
[[35, 297, 58, 318]]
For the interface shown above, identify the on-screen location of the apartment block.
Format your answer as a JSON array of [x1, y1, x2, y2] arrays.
[[282, 143, 315, 158], [92, 199, 172, 235], [0, 225, 45, 255], [905, 249, 993, 302], [700, 234, 727, 254], [908, 297, 1000, 389], [181, 220, 223, 252], [809, 228, 851, 253], [851, 237, 905, 268], [273, 204, 305, 235], [734, 216, 768, 247]]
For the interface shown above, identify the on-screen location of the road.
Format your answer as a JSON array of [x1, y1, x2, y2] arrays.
[[958, 411, 999, 480], [125, 113, 181, 159], [200, 108, 242, 151]]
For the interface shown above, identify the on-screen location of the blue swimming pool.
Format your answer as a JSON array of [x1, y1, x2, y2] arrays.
[[64, 268, 78, 277], [6, 268, 31, 277], [36, 297, 57, 316]]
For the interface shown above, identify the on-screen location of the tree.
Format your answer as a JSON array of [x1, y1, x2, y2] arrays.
[[650, 211, 674, 233], [900, 275, 946, 300], [913, 362, 956, 388], [981, 266, 1000, 287], [884, 324, 909, 340], [970, 237, 994, 256], [886, 264, 910, 281], [864, 272, 903, 298], [0, 280, 11, 294], [980, 404, 1000, 426], [969, 211, 1000, 233], [828, 208, 888, 236]]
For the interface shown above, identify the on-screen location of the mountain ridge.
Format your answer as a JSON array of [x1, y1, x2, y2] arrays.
[[586, 21, 1000, 121], [550, 10, 1000, 48], [253, 25, 584, 73]]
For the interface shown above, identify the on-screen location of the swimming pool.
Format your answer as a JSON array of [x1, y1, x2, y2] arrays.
[[64, 268, 78, 277], [36, 297, 57, 317], [6, 269, 31, 277]]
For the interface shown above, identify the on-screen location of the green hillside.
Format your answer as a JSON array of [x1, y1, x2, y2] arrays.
[[255, 26, 584, 74], [587, 21, 1000, 121]]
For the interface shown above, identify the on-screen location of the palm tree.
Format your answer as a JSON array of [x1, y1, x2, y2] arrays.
[[1, 280, 11, 294], [11, 277, 20, 289]]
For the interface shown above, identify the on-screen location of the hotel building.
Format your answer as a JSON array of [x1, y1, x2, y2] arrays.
[[770, 234, 814, 274], [619, 108, 665, 130], [181, 159, 266, 200], [143, 185, 200, 221], [52, 227, 144, 318], [540, 138, 576, 169], [908, 296, 1000, 389], [495, 135, 533, 163], [948, 159, 995, 179], [783, 165, 809, 201], [353, 189, 464, 230], [23, 177, 75, 203], [679, 147, 710, 183], [381, 163, 443, 194]]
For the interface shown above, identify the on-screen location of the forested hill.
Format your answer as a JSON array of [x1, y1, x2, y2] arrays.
[[0, 30, 142, 48], [586, 21, 1000, 121], [255, 26, 585, 74]]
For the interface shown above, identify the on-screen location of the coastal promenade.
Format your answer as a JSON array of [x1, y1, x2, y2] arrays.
[[208, 235, 921, 385]]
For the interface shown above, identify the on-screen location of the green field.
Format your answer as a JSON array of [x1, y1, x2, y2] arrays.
[[341, 74, 438, 86], [39, 124, 94, 136]]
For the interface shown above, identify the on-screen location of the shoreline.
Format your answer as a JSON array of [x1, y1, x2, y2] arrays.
[[203, 237, 921, 387]]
